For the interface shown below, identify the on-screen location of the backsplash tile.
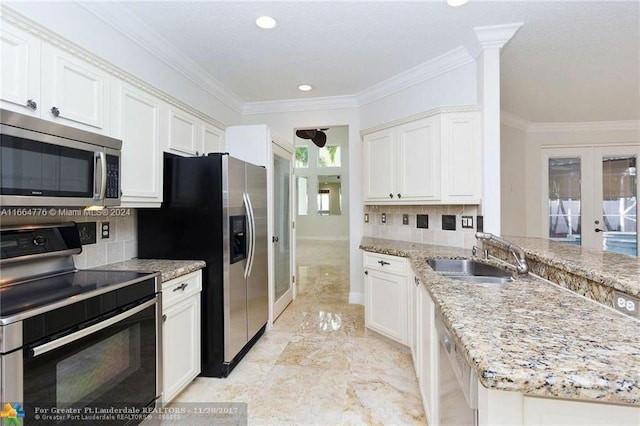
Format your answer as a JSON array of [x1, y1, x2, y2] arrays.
[[0, 209, 138, 268], [363, 205, 478, 249]]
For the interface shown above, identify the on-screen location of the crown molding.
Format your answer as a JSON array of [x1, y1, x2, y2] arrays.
[[77, 2, 244, 114], [466, 22, 524, 59], [500, 110, 531, 131], [242, 95, 359, 115], [0, 5, 227, 129], [500, 110, 640, 133], [243, 46, 475, 115], [356, 46, 474, 106], [528, 120, 640, 133], [361, 105, 482, 136]]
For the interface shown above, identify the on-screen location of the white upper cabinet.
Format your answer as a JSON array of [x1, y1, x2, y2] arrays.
[[363, 128, 396, 201], [40, 43, 111, 134], [167, 109, 198, 156], [111, 80, 166, 207], [362, 109, 481, 205], [201, 122, 225, 154], [440, 111, 481, 204], [0, 21, 41, 116], [397, 117, 441, 201]]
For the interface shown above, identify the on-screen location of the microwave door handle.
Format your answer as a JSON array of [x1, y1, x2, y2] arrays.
[[242, 193, 253, 279], [28, 297, 157, 358], [94, 151, 107, 200]]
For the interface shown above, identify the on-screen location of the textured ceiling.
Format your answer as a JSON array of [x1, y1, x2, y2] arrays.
[[117, 1, 640, 123]]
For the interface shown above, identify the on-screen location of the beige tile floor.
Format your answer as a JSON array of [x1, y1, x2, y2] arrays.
[[173, 240, 426, 425]]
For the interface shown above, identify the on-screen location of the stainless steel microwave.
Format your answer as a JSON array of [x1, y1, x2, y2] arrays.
[[0, 109, 121, 207]]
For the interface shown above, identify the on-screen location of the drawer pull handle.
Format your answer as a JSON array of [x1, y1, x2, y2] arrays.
[[414, 276, 420, 286], [377, 260, 390, 266], [162, 314, 167, 322], [173, 282, 189, 292]]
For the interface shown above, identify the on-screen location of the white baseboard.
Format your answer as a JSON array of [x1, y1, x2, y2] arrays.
[[349, 292, 364, 304]]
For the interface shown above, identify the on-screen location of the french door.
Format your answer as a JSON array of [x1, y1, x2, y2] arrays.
[[542, 145, 639, 256], [272, 144, 295, 319]]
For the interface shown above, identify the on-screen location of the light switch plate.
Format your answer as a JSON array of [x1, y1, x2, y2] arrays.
[[364, 213, 369, 223]]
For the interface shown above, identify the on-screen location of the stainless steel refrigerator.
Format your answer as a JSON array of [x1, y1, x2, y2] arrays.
[[137, 153, 268, 377]]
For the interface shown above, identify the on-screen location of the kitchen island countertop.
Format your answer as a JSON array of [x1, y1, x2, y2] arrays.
[[95, 259, 206, 282], [360, 237, 640, 406]]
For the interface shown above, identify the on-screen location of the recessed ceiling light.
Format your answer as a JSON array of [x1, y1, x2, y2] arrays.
[[256, 16, 277, 29], [298, 84, 313, 92], [447, 0, 469, 6]]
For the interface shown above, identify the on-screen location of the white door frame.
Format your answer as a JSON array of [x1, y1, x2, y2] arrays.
[[272, 142, 295, 320]]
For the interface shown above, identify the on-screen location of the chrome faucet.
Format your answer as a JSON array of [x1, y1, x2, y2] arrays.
[[475, 232, 529, 274]]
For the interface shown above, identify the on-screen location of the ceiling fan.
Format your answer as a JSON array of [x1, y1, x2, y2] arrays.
[[295, 128, 329, 148]]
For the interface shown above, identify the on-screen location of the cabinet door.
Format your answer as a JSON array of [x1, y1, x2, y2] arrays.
[[440, 112, 481, 203], [397, 117, 441, 201], [0, 22, 40, 116], [363, 129, 396, 202], [162, 294, 201, 404], [202, 123, 224, 154], [112, 81, 164, 207], [168, 109, 198, 156], [418, 283, 438, 424], [364, 268, 408, 344], [41, 44, 110, 133]]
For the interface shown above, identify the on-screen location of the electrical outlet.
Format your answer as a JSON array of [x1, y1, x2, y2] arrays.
[[402, 214, 409, 225], [416, 214, 429, 229], [381, 213, 386, 224], [613, 291, 639, 319], [101, 222, 110, 239], [364, 213, 369, 223], [461, 216, 474, 229]]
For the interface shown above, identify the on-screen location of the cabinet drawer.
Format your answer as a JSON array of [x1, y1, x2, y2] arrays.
[[363, 252, 407, 275], [162, 270, 202, 309]]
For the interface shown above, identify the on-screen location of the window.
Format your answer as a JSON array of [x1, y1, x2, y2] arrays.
[[318, 145, 340, 167], [295, 147, 308, 168], [317, 189, 330, 215], [296, 176, 308, 216]]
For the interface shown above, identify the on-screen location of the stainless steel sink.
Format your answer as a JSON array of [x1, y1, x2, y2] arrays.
[[427, 259, 514, 284]]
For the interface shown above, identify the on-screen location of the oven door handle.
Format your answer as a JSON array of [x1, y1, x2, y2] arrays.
[[28, 297, 157, 358]]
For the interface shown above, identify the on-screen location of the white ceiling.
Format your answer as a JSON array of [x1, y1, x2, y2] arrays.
[[114, 1, 639, 123]]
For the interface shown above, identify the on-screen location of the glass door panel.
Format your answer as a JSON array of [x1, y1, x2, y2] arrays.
[[548, 157, 582, 245], [273, 146, 294, 319], [601, 155, 637, 256]]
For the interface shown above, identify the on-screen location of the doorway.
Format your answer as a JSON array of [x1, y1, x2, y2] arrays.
[[272, 143, 294, 320], [542, 145, 639, 256]]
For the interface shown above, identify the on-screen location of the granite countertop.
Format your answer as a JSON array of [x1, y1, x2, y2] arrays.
[[360, 237, 640, 406], [501, 235, 640, 298], [95, 259, 206, 282]]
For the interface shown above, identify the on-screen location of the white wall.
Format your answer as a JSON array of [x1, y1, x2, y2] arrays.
[[295, 126, 350, 241], [241, 108, 364, 303], [359, 62, 478, 129], [500, 124, 528, 235], [4, 2, 242, 126]]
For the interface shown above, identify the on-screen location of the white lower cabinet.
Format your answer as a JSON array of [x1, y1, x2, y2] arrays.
[[161, 270, 202, 404], [363, 252, 408, 345], [416, 273, 438, 425]]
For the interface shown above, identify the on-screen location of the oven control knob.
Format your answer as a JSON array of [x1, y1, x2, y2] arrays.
[[33, 235, 47, 246]]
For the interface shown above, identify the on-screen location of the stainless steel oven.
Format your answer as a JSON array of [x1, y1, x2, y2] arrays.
[[0, 109, 121, 207], [0, 223, 161, 425]]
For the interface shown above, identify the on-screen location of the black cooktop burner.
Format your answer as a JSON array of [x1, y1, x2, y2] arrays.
[[0, 269, 153, 319]]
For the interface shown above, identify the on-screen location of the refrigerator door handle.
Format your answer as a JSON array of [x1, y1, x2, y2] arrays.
[[245, 192, 256, 278], [242, 193, 253, 279]]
